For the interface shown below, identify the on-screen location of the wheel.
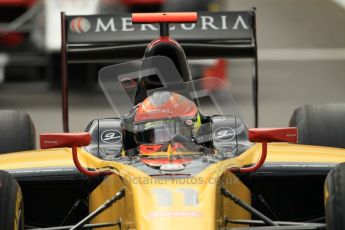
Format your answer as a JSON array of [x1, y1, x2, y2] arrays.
[[0, 170, 24, 230], [325, 163, 345, 230], [289, 104, 345, 148], [0, 110, 35, 154]]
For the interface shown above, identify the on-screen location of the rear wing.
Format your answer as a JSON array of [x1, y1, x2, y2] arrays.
[[61, 10, 258, 131], [64, 11, 256, 61]]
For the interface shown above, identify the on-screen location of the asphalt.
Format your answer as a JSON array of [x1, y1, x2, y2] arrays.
[[0, 0, 345, 141]]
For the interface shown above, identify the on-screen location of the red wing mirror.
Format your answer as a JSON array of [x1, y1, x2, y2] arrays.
[[230, 127, 297, 173], [40, 132, 111, 177], [40, 132, 91, 149], [230, 127, 298, 173], [248, 127, 298, 143]]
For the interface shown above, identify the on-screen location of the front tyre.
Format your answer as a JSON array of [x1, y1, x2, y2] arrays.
[[0, 170, 24, 230], [325, 163, 345, 230]]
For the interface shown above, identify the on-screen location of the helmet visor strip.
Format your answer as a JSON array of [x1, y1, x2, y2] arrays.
[[133, 118, 194, 144]]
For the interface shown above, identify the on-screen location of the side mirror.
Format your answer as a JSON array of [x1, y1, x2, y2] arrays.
[[230, 127, 298, 174], [248, 127, 298, 143], [40, 132, 111, 177], [40, 132, 91, 149], [40, 132, 113, 176]]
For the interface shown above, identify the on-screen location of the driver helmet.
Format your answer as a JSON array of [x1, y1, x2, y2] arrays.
[[133, 91, 201, 155]]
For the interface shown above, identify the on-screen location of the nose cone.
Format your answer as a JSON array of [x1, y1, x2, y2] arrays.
[[133, 179, 217, 230]]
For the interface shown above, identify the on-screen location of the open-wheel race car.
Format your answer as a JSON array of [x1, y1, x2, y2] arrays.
[[1, 10, 345, 230]]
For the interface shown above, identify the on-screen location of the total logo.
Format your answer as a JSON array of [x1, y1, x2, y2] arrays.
[[146, 108, 172, 114], [69, 17, 91, 34]]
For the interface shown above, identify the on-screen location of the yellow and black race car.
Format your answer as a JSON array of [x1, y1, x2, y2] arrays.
[[0, 11, 345, 230]]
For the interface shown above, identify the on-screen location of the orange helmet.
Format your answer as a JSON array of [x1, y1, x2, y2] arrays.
[[132, 91, 200, 155], [134, 91, 197, 122]]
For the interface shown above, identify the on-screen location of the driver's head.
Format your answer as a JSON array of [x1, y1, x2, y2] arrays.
[[133, 91, 201, 154]]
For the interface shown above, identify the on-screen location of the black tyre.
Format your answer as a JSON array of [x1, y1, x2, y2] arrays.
[[325, 163, 345, 230], [0, 170, 24, 230], [0, 110, 35, 153], [289, 104, 345, 148]]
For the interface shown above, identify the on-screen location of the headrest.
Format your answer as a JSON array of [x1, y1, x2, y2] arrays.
[[134, 38, 192, 104], [145, 38, 191, 82]]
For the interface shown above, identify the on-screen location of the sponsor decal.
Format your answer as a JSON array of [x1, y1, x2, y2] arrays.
[[144, 119, 175, 130], [185, 119, 193, 126], [69, 17, 91, 34], [92, 14, 249, 33], [160, 163, 185, 172], [43, 140, 58, 144], [145, 108, 172, 115], [101, 129, 122, 144], [67, 12, 253, 43], [70, 12, 251, 34], [214, 127, 235, 142], [149, 211, 201, 218], [151, 188, 199, 207], [9, 168, 76, 175]]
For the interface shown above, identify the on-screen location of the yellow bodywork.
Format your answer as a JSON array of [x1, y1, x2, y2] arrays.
[[0, 143, 345, 229]]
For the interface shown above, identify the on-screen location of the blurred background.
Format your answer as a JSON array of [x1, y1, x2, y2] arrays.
[[0, 0, 344, 141]]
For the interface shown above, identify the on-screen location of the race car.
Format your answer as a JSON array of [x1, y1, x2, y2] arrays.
[[0, 11, 345, 230]]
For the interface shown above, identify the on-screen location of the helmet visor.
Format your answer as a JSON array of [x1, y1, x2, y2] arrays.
[[133, 119, 194, 144]]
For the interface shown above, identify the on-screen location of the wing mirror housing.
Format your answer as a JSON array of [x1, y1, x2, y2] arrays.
[[248, 127, 298, 143], [40, 132, 112, 177], [230, 127, 298, 173], [40, 132, 91, 149]]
